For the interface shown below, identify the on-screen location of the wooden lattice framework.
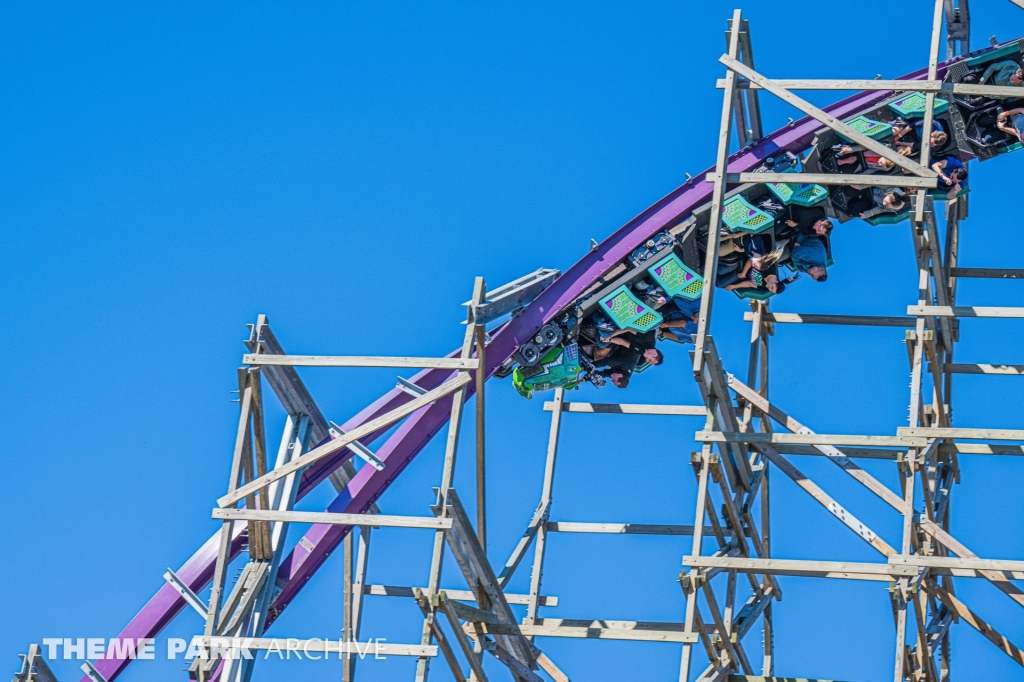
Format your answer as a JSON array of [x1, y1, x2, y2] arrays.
[[15, 3, 1024, 682]]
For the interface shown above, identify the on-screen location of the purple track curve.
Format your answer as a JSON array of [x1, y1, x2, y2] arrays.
[[86, 54, 970, 681]]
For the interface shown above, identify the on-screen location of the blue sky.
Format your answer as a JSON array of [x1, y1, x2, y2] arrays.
[[3, 1, 1024, 680]]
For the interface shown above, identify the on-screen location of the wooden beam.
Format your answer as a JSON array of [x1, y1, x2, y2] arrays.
[[692, 9, 743, 375], [708, 172, 937, 189], [949, 267, 1024, 279], [444, 489, 537, 668], [891, 555, 1024, 578], [719, 55, 936, 179], [934, 363, 1024, 375], [697, 431, 928, 448], [475, 323, 487, 551], [479, 620, 700, 644], [14, 644, 60, 682], [497, 500, 549, 589], [441, 594, 500, 625], [543, 401, 705, 416], [412, 590, 466, 680], [728, 678, 853, 682], [362, 584, 558, 607], [898, 427, 1024, 441], [774, 444, 900, 460], [246, 317, 374, 510], [744, 442, 897, 556], [436, 594, 490, 682], [545, 521, 729, 535], [218, 372, 472, 508], [534, 649, 572, 682], [720, 77, 943, 90], [716, 79, 1024, 99], [924, 582, 1024, 666], [242, 354, 479, 370], [211, 508, 452, 530], [907, 305, 1024, 318], [940, 443, 1024, 456], [683, 556, 916, 581], [486, 641, 545, 682], [200, 637, 437, 657], [743, 312, 915, 328]]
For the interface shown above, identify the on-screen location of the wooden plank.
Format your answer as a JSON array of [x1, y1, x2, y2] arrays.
[[201, 637, 437, 657], [219, 373, 472, 508], [898, 427, 1024, 441], [246, 317, 375, 511], [700, 579, 748, 673], [683, 556, 915, 581], [727, 376, 911, 512], [774, 444, 901, 460], [728, 677, 852, 682], [212, 508, 452, 530], [935, 363, 1024, 375], [749, 443, 896, 555], [534, 650, 572, 682], [696, 431, 927, 448], [487, 641, 545, 682], [717, 79, 1024, 99], [743, 312, 915, 328], [413, 589, 467, 681], [940, 443, 1024, 456], [692, 10, 742, 374], [445, 489, 537, 668], [719, 55, 936, 179], [681, 449, 715, 678], [924, 582, 1024, 666], [15, 644, 60, 682], [527, 387, 564, 627], [736, 21, 763, 141], [950, 267, 1024, 279], [351, 527, 370, 643], [441, 594, 500, 625], [243, 354, 479, 370], [436, 594, 490, 682], [480, 620, 700, 644], [497, 500, 549, 589], [705, 336, 754, 487], [725, 376, 1024, 607], [891, 555, 1024, 576], [415, 277, 486, 680], [907, 305, 1024, 318], [948, 82, 1024, 98], [545, 521, 727, 536], [709, 172, 937, 189], [475, 323, 487, 551], [363, 584, 558, 606], [718, 78, 945, 91], [543, 401, 705, 416]]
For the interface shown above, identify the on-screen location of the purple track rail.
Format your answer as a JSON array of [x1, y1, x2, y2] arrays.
[[86, 56, 964, 681]]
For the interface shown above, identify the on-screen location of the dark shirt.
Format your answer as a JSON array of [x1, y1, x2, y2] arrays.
[[596, 330, 656, 378], [785, 205, 826, 239]]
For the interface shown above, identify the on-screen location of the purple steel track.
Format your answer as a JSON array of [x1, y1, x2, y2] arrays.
[[86, 56, 965, 681]]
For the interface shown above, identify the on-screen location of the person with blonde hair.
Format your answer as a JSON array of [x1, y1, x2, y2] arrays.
[[857, 186, 909, 220], [893, 118, 948, 154], [835, 144, 898, 172], [722, 243, 793, 293]]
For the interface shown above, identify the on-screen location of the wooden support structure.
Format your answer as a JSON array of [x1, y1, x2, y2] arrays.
[[173, 4, 1024, 680], [709, 172, 938, 189], [692, 9, 743, 374]]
